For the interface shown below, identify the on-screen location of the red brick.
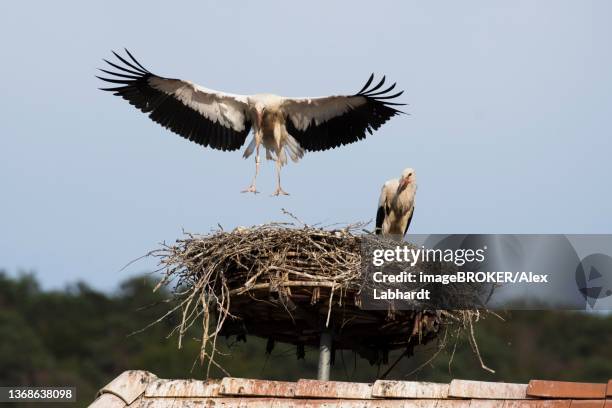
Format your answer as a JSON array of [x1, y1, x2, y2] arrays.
[[569, 400, 605, 408], [527, 380, 607, 399], [145, 378, 221, 397], [219, 377, 296, 397], [448, 379, 527, 399], [503, 401, 571, 408], [294, 379, 373, 399], [371, 380, 449, 399], [433, 400, 471, 407], [469, 400, 505, 407]]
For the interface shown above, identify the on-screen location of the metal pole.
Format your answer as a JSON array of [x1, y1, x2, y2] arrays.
[[317, 329, 332, 381]]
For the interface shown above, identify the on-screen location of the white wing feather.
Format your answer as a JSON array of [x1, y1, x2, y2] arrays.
[[148, 77, 251, 132], [280, 96, 368, 131]]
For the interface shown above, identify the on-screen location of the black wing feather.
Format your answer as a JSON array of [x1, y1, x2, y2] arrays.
[[98, 50, 251, 152], [375, 206, 386, 235], [403, 207, 414, 236], [287, 75, 405, 152]]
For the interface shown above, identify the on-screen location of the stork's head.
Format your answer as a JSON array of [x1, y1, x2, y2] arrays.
[[252, 101, 266, 127], [251, 94, 282, 113], [254, 101, 266, 113], [398, 168, 416, 192]]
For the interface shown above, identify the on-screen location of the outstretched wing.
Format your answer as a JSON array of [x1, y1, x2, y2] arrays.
[[98, 50, 252, 151], [281, 74, 405, 152]]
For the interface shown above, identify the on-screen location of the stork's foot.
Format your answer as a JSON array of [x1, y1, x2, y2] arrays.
[[241, 185, 259, 194], [271, 187, 289, 196]]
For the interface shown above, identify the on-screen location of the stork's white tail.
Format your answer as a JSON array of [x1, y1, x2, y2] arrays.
[[284, 133, 304, 163], [242, 138, 256, 159], [243, 126, 304, 165]]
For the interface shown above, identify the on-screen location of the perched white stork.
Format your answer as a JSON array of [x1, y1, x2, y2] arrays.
[[375, 168, 417, 237], [98, 50, 405, 195]]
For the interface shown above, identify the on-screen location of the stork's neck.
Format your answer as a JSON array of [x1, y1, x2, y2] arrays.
[[393, 184, 416, 210]]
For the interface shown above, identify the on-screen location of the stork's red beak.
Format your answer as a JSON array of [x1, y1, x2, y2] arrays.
[[398, 176, 410, 192]]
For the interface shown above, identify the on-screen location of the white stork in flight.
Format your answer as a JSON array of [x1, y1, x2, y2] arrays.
[[375, 168, 417, 238], [98, 50, 405, 195]]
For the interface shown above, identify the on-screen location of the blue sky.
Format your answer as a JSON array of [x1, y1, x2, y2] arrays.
[[1, 1, 611, 290]]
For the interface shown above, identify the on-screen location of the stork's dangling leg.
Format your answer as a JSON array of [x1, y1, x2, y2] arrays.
[[241, 144, 260, 194], [271, 158, 289, 196]]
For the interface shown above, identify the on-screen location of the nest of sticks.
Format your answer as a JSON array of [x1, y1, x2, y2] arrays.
[[152, 220, 491, 375]]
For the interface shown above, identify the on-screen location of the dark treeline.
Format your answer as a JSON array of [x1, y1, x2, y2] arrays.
[[0, 272, 610, 407]]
